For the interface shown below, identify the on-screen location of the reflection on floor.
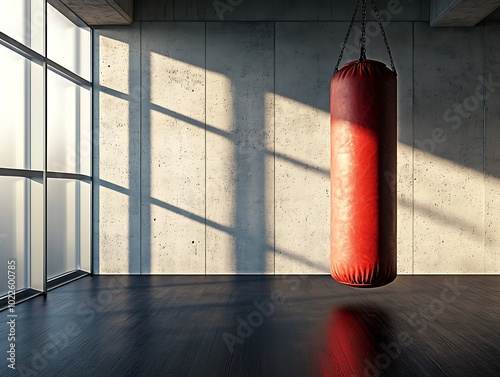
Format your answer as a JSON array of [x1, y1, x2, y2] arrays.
[[4, 275, 499, 376]]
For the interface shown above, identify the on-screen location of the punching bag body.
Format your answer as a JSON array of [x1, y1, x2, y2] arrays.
[[330, 60, 397, 288]]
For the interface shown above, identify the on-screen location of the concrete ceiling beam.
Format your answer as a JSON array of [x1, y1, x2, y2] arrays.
[[431, 0, 500, 26], [60, 0, 133, 26]]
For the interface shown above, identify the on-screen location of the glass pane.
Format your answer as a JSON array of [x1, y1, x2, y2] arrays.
[[47, 179, 79, 279], [0, 45, 43, 170], [47, 3, 91, 80], [0, 177, 28, 296], [80, 181, 91, 272], [31, 61, 44, 170], [47, 71, 91, 175], [0, 46, 28, 169], [0, 0, 44, 54], [80, 85, 91, 176], [30, 178, 44, 291]]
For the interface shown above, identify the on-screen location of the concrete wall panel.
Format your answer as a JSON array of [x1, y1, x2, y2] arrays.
[[274, 22, 339, 274], [206, 22, 275, 274], [485, 23, 500, 273], [93, 24, 141, 274], [413, 23, 484, 273], [141, 22, 206, 274]]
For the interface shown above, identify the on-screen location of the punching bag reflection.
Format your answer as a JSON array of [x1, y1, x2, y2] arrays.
[[330, 0, 397, 287]]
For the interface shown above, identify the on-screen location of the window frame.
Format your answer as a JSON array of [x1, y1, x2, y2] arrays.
[[0, 0, 93, 309]]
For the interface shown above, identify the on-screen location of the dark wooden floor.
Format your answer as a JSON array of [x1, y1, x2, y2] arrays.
[[1, 275, 499, 377]]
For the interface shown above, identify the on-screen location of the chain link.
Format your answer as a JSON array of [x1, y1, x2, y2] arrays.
[[359, 0, 367, 62], [334, 0, 397, 76], [334, 0, 361, 74], [371, 0, 396, 74]]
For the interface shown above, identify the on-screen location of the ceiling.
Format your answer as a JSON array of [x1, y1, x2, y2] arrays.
[[51, 0, 500, 27]]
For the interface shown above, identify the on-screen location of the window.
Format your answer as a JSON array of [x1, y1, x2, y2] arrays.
[[0, 1, 92, 304]]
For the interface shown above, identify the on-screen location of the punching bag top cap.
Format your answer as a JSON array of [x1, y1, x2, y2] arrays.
[[333, 60, 396, 81]]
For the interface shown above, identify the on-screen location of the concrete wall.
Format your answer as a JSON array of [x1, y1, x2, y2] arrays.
[[93, 0, 500, 274]]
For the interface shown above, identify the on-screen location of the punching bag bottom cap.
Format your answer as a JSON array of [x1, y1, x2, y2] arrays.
[[330, 59, 397, 288]]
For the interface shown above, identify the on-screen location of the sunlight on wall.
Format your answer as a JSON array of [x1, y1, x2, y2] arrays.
[[149, 51, 205, 123], [97, 36, 132, 273], [98, 94, 131, 274], [396, 141, 413, 275], [206, 71, 238, 273], [147, 51, 206, 274], [98, 93, 130, 187], [486, 171, 500, 273], [99, 185, 131, 273], [98, 35, 130, 94]]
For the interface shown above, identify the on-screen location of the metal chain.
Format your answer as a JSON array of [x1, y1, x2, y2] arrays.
[[334, 0, 397, 76], [371, 0, 397, 75], [359, 0, 367, 62], [334, 0, 361, 74]]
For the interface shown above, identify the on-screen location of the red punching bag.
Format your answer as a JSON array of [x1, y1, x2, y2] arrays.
[[330, 0, 397, 288]]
